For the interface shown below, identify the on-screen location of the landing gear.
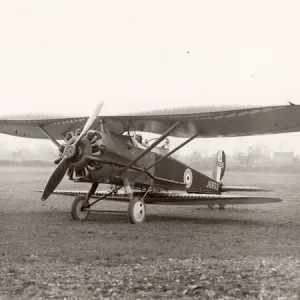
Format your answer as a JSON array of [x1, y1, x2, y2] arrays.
[[128, 197, 146, 224], [71, 183, 99, 221], [70, 178, 149, 224], [71, 195, 90, 221], [124, 177, 149, 224]]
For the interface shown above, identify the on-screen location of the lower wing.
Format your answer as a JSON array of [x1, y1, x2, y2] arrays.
[[220, 185, 271, 192], [43, 190, 281, 205]]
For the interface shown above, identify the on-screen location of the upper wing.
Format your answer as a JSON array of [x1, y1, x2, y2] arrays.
[[1, 103, 300, 139], [0, 113, 89, 139], [103, 103, 300, 138]]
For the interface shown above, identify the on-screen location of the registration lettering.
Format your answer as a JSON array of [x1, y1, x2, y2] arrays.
[[206, 180, 219, 190]]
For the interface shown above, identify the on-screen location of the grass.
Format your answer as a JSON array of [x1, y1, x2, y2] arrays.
[[0, 166, 300, 299]]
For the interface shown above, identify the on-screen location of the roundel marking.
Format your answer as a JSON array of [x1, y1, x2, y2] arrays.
[[184, 168, 193, 188]]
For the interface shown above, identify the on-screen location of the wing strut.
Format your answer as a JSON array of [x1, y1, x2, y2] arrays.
[[121, 121, 181, 173], [37, 126, 61, 148], [126, 131, 202, 185], [143, 131, 202, 172]]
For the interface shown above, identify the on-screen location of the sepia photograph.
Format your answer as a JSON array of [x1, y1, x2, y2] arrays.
[[0, 1, 300, 299]]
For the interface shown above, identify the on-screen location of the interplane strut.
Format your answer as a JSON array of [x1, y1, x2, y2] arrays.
[[37, 126, 61, 148]]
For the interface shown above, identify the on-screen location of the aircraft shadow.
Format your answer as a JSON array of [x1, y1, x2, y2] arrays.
[[84, 211, 283, 228], [6, 210, 299, 229]]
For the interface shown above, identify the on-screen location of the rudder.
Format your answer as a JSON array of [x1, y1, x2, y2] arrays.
[[212, 150, 226, 182]]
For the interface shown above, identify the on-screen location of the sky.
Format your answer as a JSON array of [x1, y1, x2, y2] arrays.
[[1, 0, 300, 155]]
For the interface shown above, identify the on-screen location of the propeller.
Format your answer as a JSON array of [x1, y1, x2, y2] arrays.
[[41, 102, 104, 201], [73, 102, 104, 147]]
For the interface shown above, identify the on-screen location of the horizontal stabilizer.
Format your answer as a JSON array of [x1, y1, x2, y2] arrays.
[[36, 190, 281, 206], [220, 185, 271, 192]]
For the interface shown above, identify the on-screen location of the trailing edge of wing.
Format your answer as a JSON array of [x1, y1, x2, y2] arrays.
[[40, 190, 282, 205]]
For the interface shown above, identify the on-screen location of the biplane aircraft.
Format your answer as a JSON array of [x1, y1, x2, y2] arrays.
[[0, 102, 299, 223]]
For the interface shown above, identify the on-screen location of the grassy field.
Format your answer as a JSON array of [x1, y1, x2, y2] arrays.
[[0, 166, 300, 299]]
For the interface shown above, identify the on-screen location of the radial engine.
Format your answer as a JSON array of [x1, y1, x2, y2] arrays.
[[56, 128, 107, 180]]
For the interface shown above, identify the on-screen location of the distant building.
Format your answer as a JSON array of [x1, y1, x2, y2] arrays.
[[272, 152, 294, 166]]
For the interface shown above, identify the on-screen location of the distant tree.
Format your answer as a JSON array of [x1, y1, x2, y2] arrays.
[[8, 144, 57, 162], [12, 151, 17, 163], [11, 149, 30, 162], [233, 144, 267, 168], [293, 155, 300, 165]]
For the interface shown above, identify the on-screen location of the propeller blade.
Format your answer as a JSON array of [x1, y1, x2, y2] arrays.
[[41, 157, 71, 201], [74, 102, 104, 146], [41, 102, 104, 201]]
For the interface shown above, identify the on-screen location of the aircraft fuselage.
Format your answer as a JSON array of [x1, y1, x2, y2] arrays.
[[68, 131, 221, 194]]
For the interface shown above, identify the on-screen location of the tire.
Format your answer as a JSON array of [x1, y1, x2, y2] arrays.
[[71, 196, 90, 221], [128, 197, 146, 224]]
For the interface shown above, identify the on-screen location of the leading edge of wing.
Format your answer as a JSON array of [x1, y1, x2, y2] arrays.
[[101, 103, 300, 138], [0, 113, 88, 124], [46, 190, 282, 205], [100, 104, 285, 118], [0, 104, 278, 124], [0, 113, 89, 139], [1, 103, 299, 139]]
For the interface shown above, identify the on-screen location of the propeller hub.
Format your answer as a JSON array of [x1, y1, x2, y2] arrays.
[[64, 144, 77, 158]]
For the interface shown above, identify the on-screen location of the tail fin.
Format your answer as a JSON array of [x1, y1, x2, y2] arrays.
[[212, 150, 226, 182]]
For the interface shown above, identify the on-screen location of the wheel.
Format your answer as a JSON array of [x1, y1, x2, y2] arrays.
[[128, 197, 146, 224], [71, 196, 90, 221]]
